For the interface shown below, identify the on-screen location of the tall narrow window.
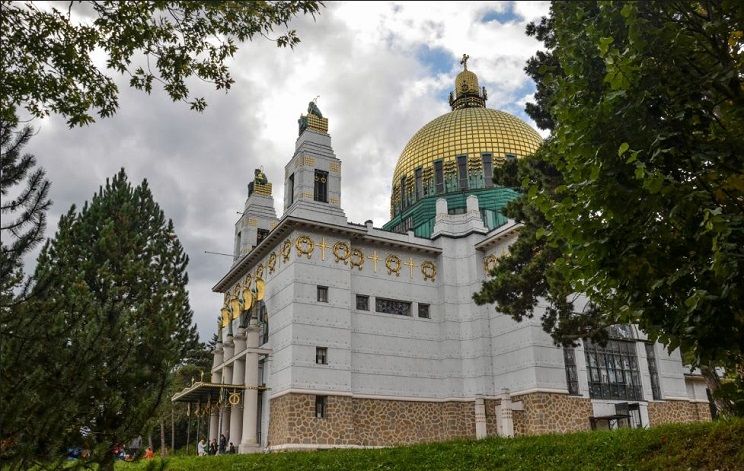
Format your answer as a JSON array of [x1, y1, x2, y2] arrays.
[[287, 173, 295, 205], [434, 160, 444, 194], [418, 303, 430, 319], [482, 153, 493, 187], [400, 176, 407, 209], [563, 347, 580, 395], [257, 228, 269, 245], [315, 396, 327, 418], [314, 170, 328, 203], [415, 167, 423, 200], [457, 155, 468, 190], [316, 347, 328, 365], [645, 343, 662, 400], [317, 286, 328, 303]]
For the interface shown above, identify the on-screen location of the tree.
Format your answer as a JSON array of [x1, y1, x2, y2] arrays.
[[475, 1, 744, 414], [1, 0, 324, 127], [0, 169, 200, 470], [0, 121, 51, 305]]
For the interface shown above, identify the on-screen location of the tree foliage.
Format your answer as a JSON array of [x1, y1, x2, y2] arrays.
[[0, 121, 51, 305], [0, 169, 200, 469], [0, 0, 324, 127], [475, 0, 744, 411]]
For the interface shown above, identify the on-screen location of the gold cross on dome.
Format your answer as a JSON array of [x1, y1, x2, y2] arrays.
[[460, 53, 470, 71]]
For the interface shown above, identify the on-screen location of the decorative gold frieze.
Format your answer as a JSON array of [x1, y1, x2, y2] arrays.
[[329, 197, 339, 205], [385, 254, 401, 276], [295, 235, 314, 259], [333, 241, 350, 264], [256, 263, 264, 279], [281, 239, 292, 262], [253, 182, 272, 196], [270, 222, 278, 229], [306, 114, 328, 133], [368, 250, 381, 272], [317, 237, 330, 261], [349, 248, 364, 270], [484, 254, 498, 272], [421, 261, 437, 281], [268, 252, 277, 273], [329, 162, 340, 173], [246, 218, 258, 226], [303, 192, 314, 199], [304, 156, 315, 166]]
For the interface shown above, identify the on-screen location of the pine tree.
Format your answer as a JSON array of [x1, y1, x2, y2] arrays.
[[1, 168, 199, 470], [0, 121, 51, 305]]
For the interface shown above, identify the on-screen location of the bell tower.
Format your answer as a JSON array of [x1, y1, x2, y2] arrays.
[[283, 99, 347, 225]]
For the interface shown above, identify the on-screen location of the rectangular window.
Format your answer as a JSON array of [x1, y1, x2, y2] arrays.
[[584, 339, 643, 401], [400, 176, 407, 209], [563, 347, 580, 395], [315, 396, 327, 418], [505, 153, 517, 163], [645, 343, 662, 400], [482, 153, 493, 187], [316, 347, 328, 365], [287, 173, 295, 205], [317, 286, 328, 303], [434, 160, 444, 194], [375, 298, 411, 316], [314, 170, 328, 203], [356, 294, 369, 311], [457, 155, 468, 190], [415, 167, 423, 200], [418, 303, 430, 319], [257, 228, 269, 245]]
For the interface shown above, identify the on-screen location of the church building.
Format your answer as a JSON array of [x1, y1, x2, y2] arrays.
[[173, 58, 712, 453]]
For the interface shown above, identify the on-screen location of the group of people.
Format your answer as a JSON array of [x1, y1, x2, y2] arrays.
[[197, 433, 235, 456], [197, 433, 237, 456]]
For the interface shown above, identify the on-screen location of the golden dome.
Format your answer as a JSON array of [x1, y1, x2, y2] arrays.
[[455, 70, 479, 97], [390, 107, 543, 217]]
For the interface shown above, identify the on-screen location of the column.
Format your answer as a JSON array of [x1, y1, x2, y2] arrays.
[[209, 341, 224, 443], [240, 325, 261, 453], [220, 339, 235, 452], [500, 388, 514, 438], [229, 328, 247, 449], [475, 395, 487, 439]]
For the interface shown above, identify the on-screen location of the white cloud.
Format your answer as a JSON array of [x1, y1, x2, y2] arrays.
[[22, 1, 551, 341]]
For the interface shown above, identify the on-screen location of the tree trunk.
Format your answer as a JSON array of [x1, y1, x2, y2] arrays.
[[699, 363, 734, 417], [160, 418, 166, 457]]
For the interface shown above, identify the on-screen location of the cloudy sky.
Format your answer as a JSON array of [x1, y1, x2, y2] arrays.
[[22, 1, 551, 342]]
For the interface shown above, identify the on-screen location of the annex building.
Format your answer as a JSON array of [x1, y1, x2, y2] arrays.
[[173, 58, 712, 453]]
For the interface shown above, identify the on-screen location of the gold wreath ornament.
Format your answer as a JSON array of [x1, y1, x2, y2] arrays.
[[349, 248, 365, 270], [421, 261, 437, 281], [333, 241, 350, 264], [281, 239, 292, 261], [295, 235, 314, 258], [268, 252, 277, 273], [385, 255, 402, 276]]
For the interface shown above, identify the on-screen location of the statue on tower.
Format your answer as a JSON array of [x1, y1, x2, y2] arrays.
[[307, 95, 322, 118], [254, 167, 268, 185]]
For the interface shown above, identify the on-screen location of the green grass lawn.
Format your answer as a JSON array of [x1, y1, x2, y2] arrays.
[[117, 419, 743, 471]]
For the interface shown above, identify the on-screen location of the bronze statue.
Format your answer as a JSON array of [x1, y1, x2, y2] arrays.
[[254, 168, 267, 185]]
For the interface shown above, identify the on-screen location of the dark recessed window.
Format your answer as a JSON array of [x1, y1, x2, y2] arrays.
[[645, 343, 662, 400], [457, 155, 468, 190], [415, 167, 423, 200], [316, 347, 328, 365], [257, 228, 269, 245], [482, 153, 493, 187], [287, 173, 295, 205], [375, 298, 411, 316], [314, 170, 328, 203], [315, 396, 327, 418], [317, 286, 328, 303], [434, 160, 444, 194], [418, 303, 430, 319], [584, 339, 643, 401], [563, 347, 580, 395], [356, 295, 369, 311]]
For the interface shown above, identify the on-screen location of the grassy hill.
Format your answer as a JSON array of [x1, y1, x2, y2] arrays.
[[118, 419, 743, 471]]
